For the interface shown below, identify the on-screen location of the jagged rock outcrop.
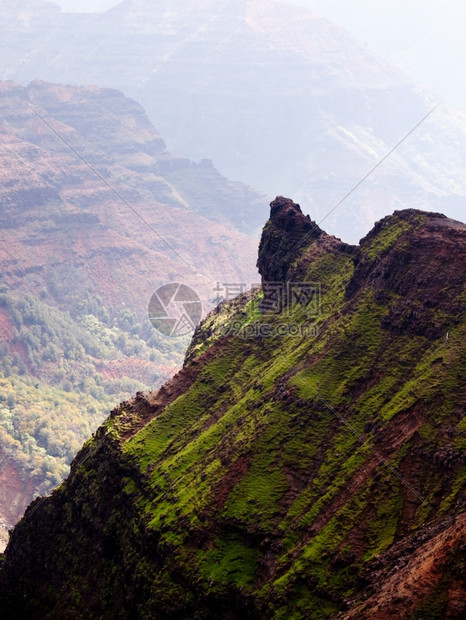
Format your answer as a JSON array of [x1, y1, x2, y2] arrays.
[[0, 201, 465, 619], [257, 196, 322, 283], [346, 209, 466, 339], [257, 196, 354, 309]]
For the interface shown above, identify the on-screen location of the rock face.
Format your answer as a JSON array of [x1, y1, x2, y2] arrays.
[[2, 0, 466, 240], [257, 196, 319, 282], [257, 196, 349, 282], [1, 202, 465, 619], [347, 209, 466, 340], [257, 197, 354, 310]]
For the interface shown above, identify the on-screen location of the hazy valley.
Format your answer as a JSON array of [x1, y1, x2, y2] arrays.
[[0, 78, 263, 549], [2, 0, 466, 240]]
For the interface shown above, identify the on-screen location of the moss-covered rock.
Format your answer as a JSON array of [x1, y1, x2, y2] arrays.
[[1, 201, 465, 619]]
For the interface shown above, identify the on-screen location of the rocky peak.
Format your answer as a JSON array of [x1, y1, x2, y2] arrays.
[[257, 196, 323, 284], [346, 209, 466, 339], [256, 196, 354, 311], [269, 195, 309, 223]]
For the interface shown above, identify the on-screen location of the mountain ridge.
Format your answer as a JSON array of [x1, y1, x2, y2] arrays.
[[2, 0, 466, 240], [1, 200, 464, 618]]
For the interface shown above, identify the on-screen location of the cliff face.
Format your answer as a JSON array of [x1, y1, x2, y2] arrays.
[[257, 196, 322, 284], [257, 196, 354, 283], [0, 201, 465, 619]]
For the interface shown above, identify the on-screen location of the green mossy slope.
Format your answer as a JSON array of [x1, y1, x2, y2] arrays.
[[0, 204, 465, 619]]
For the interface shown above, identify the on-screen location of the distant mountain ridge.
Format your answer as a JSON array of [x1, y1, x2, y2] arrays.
[[1, 0, 466, 240], [0, 79, 262, 306], [1, 200, 464, 618], [0, 78, 263, 551]]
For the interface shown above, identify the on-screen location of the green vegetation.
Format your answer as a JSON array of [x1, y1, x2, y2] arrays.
[[361, 211, 424, 259], [1, 210, 465, 619], [0, 289, 183, 506]]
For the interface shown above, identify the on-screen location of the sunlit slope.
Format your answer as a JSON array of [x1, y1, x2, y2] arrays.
[[0, 200, 465, 618]]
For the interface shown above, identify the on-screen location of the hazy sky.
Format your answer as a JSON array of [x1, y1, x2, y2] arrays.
[[56, 0, 117, 11], [292, 0, 466, 111], [55, 0, 466, 111]]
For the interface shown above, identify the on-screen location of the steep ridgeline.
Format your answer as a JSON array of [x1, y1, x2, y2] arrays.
[[1, 199, 465, 619]]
